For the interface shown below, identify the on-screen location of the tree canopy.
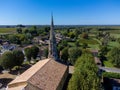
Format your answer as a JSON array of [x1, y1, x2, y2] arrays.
[[31, 46, 39, 59], [60, 47, 69, 63], [24, 47, 32, 62], [13, 50, 24, 66], [68, 52, 101, 90], [0, 51, 15, 70], [68, 47, 82, 65], [108, 47, 120, 67]]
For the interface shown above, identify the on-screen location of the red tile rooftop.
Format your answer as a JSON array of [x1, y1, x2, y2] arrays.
[[7, 58, 68, 90], [27, 59, 68, 90]]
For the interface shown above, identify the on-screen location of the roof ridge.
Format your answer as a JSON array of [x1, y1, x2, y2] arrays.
[[8, 59, 50, 86], [25, 58, 68, 90], [27, 58, 52, 82]]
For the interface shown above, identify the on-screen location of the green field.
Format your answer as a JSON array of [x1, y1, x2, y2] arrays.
[[0, 28, 16, 33], [108, 30, 120, 34], [79, 38, 99, 44]]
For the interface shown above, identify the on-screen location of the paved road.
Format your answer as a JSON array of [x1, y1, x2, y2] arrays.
[[91, 49, 120, 73], [98, 66, 120, 73]]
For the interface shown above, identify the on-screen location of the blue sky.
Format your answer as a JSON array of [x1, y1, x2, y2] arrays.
[[0, 0, 120, 25]]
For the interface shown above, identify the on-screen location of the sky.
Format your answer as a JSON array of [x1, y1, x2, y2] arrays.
[[0, 0, 120, 25]]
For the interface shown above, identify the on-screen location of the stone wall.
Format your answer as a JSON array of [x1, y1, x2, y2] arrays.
[[56, 66, 69, 90]]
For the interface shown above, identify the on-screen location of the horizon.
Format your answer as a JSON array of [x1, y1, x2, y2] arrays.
[[0, 24, 120, 26], [0, 0, 120, 25]]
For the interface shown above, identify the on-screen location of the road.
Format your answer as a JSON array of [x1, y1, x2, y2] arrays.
[[98, 66, 120, 73], [92, 49, 120, 73], [69, 65, 120, 74]]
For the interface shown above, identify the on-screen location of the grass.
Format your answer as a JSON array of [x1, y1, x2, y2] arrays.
[[108, 41, 120, 48], [68, 42, 76, 47], [88, 44, 100, 50], [103, 60, 114, 68], [108, 30, 120, 34], [23, 61, 30, 65], [79, 38, 99, 44], [111, 33, 120, 38], [0, 28, 16, 33]]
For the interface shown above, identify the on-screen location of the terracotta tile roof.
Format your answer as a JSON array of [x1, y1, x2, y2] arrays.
[[7, 58, 68, 90], [26, 59, 68, 90], [8, 58, 50, 89]]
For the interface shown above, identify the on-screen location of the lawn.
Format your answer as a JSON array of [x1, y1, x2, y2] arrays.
[[68, 42, 76, 47], [88, 44, 100, 50], [79, 38, 99, 44], [108, 41, 120, 48], [0, 28, 16, 33], [103, 60, 114, 68]]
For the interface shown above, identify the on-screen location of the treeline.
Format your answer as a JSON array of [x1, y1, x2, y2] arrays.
[[0, 45, 39, 70], [2, 26, 50, 45], [67, 52, 101, 90], [98, 28, 120, 31]]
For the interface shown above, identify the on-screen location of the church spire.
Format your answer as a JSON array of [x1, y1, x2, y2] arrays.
[[48, 13, 58, 60], [51, 13, 54, 27]]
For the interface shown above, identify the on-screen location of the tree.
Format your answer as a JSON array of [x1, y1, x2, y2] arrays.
[[13, 50, 24, 67], [99, 46, 109, 60], [62, 31, 68, 37], [68, 47, 82, 65], [16, 28, 22, 33], [16, 34, 26, 41], [60, 47, 68, 63], [117, 38, 120, 43], [25, 33, 32, 40], [29, 26, 38, 36], [31, 46, 39, 59], [44, 26, 50, 32], [68, 32, 75, 38], [82, 43, 88, 49], [24, 29, 29, 34], [24, 47, 32, 62], [82, 33, 88, 39], [68, 53, 101, 90], [74, 29, 81, 38], [32, 25, 37, 30], [57, 40, 68, 54], [108, 47, 120, 67], [8, 34, 18, 44], [0, 51, 15, 70], [60, 40, 68, 47], [16, 24, 25, 28], [75, 40, 80, 47]]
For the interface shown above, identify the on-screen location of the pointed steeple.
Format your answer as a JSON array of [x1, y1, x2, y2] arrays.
[[48, 13, 58, 60], [51, 13, 54, 28]]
